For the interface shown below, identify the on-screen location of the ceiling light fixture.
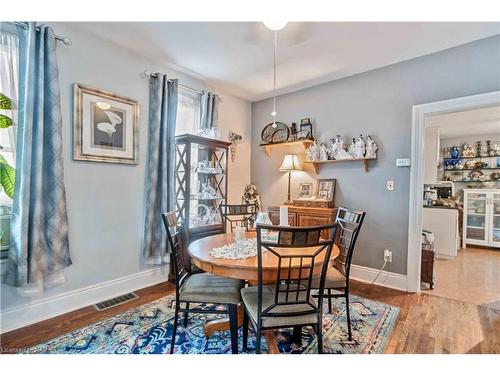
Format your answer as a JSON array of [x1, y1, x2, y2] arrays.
[[263, 21, 288, 31]]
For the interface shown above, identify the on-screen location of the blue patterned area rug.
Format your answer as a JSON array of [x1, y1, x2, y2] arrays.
[[29, 293, 398, 354]]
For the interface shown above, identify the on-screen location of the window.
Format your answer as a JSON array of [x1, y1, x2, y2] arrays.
[[175, 90, 201, 136], [0, 26, 19, 259]]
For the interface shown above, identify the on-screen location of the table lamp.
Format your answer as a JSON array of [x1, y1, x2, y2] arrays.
[[279, 154, 302, 205]]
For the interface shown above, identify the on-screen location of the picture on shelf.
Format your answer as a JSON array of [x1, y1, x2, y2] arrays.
[[298, 182, 314, 198], [316, 179, 336, 202]]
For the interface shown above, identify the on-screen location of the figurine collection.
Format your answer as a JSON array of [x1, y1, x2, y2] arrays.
[[305, 134, 378, 161]]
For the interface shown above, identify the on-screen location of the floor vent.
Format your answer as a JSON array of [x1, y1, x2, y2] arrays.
[[93, 292, 139, 311]]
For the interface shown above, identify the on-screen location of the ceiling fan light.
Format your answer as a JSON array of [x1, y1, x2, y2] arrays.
[[263, 21, 288, 31]]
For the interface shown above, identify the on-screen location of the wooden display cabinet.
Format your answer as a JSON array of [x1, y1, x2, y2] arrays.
[[268, 205, 338, 238]]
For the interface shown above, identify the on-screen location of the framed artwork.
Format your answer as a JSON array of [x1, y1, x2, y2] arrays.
[[316, 178, 336, 202], [299, 182, 314, 198], [299, 117, 313, 140], [73, 83, 139, 164]]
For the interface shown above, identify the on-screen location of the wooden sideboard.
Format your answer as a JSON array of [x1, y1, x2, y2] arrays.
[[268, 205, 338, 237]]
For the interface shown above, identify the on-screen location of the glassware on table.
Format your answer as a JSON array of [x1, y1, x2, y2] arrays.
[[235, 226, 246, 243], [256, 211, 273, 240]]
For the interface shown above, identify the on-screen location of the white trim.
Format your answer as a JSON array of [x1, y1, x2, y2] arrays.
[[407, 91, 500, 292], [0, 265, 169, 333], [350, 264, 407, 292]]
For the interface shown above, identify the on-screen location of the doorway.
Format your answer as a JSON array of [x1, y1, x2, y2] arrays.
[[407, 91, 500, 293]]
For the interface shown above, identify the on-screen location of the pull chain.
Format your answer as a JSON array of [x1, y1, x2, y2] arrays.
[[271, 30, 277, 127]]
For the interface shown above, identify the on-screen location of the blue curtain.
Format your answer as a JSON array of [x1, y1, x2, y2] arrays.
[[5, 23, 71, 287], [200, 91, 219, 129], [143, 74, 178, 263]]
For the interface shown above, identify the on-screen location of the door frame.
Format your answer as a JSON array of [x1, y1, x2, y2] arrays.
[[407, 90, 500, 292]]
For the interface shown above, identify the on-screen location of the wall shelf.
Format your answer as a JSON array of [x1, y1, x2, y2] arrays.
[[304, 157, 376, 173], [260, 139, 314, 157]]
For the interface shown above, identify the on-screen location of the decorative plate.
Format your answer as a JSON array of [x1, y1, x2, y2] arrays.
[[261, 122, 290, 144]]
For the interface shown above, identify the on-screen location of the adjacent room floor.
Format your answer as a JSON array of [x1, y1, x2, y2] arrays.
[[423, 246, 500, 309], [1, 278, 499, 354]]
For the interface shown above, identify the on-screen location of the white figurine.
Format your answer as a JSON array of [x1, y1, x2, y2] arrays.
[[348, 137, 357, 158], [319, 143, 329, 161], [305, 145, 313, 161], [365, 135, 378, 158], [330, 135, 350, 160], [308, 140, 320, 161], [352, 134, 366, 158]]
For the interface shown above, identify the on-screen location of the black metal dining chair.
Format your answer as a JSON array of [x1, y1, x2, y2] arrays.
[[162, 211, 243, 354], [241, 223, 337, 354], [219, 203, 257, 233], [308, 207, 366, 341]]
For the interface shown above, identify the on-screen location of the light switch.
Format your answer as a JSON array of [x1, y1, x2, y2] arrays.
[[396, 158, 411, 167], [387, 180, 395, 191]]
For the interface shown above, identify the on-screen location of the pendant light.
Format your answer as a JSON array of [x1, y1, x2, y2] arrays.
[[271, 30, 278, 128], [263, 22, 287, 128]]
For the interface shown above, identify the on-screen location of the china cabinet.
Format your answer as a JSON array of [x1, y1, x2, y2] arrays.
[[174, 134, 231, 240], [463, 189, 500, 248]]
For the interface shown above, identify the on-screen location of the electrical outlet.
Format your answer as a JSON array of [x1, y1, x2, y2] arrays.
[[384, 249, 392, 263], [386, 180, 394, 191]]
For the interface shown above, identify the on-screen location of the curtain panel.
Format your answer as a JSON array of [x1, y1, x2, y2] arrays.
[[142, 74, 178, 264], [200, 91, 219, 129], [5, 23, 71, 289]]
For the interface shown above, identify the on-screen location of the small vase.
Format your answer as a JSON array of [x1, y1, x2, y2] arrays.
[[450, 147, 460, 159]]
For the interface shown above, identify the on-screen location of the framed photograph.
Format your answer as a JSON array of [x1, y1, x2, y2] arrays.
[[316, 178, 336, 202], [299, 117, 313, 140], [299, 182, 314, 199], [73, 83, 139, 164]]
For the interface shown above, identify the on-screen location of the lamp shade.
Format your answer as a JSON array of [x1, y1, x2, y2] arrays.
[[279, 154, 302, 172]]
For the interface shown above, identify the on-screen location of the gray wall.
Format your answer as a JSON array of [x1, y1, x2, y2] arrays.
[[1, 23, 251, 316], [251, 35, 500, 275]]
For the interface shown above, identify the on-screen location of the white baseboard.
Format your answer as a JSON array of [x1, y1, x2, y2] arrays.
[[350, 264, 408, 291], [0, 265, 169, 334]]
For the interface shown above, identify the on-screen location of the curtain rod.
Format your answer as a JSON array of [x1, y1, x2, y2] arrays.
[[143, 70, 222, 101], [10, 21, 71, 46]]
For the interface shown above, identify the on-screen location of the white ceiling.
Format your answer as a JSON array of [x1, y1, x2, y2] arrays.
[[426, 105, 500, 139], [70, 22, 500, 102]]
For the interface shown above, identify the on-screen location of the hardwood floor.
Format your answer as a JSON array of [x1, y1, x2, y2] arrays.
[[1, 279, 499, 354], [423, 246, 500, 308]]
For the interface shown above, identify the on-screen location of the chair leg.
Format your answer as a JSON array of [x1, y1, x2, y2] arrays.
[[228, 304, 239, 354], [170, 305, 180, 354], [327, 289, 332, 314], [345, 291, 352, 341], [242, 309, 249, 351], [183, 303, 189, 328], [317, 322, 323, 354], [255, 326, 261, 354]]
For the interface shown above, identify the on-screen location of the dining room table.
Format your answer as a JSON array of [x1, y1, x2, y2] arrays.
[[187, 230, 340, 354]]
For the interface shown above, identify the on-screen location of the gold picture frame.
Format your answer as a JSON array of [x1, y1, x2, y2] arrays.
[[73, 83, 139, 164]]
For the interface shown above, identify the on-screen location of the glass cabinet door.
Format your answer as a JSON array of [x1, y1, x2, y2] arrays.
[[188, 143, 226, 230], [491, 192, 500, 244], [465, 191, 487, 242]]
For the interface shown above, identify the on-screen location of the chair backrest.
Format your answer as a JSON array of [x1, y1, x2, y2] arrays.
[[255, 223, 337, 324], [162, 211, 191, 293], [219, 203, 257, 233], [333, 207, 366, 278]]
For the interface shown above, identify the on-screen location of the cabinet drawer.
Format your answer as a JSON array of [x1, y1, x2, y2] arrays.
[[297, 214, 331, 227]]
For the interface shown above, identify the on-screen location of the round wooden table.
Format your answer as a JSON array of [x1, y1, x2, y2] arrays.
[[188, 231, 340, 354]]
